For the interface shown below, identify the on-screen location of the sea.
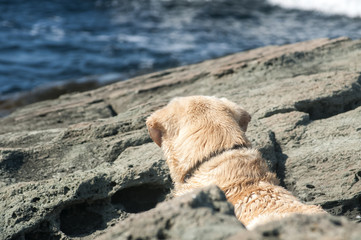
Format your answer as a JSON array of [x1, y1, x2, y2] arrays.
[[0, 0, 361, 106]]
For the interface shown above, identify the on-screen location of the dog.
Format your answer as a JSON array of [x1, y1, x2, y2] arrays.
[[146, 96, 326, 229]]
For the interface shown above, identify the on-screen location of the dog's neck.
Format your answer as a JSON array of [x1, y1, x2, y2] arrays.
[[183, 144, 248, 182], [166, 125, 252, 185]]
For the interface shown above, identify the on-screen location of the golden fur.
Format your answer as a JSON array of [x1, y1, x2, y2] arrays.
[[146, 96, 326, 229]]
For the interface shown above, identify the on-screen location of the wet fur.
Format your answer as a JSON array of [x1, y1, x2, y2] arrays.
[[146, 96, 325, 229]]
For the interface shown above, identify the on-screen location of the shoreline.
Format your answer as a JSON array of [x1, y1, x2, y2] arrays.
[[0, 73, 124, 117]]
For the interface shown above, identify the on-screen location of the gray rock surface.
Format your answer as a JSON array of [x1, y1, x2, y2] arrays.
[[0, 37, 360, 239], [97, 185, 361, 240], [97, 185, 246, 240], [228, 213, 361, 240]]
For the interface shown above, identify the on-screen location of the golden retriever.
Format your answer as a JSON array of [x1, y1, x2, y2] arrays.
[[146, 96, 325, 229]]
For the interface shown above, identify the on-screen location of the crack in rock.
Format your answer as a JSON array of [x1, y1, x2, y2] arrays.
[[322, 194, 361, 223], [294, 74, 361, 120]]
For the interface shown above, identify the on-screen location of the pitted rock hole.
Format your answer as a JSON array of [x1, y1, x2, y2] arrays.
[[59, 202, 104, 237], [24, 221, 60, 240], [111, 184, 169, 213], [295, 97, 361, 121], [25, 232, 60, 240], [322, 194, 361, 223], [0, 150, 24, 172]]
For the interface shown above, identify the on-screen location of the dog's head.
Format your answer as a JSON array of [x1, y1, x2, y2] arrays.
[[146, 96, 251, 183]]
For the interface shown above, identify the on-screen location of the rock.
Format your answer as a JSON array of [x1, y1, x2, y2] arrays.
[[97, 186, 361, 240], [270, 106, 361, 221], [0, 142, 171, 240], [0, 37, 361, 239], [229, 214, 361, 240], [97, 185, 246, 240], [0, 75, 117, 118]]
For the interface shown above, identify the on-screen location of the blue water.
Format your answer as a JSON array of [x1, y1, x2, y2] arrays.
[[1, 0, 361, 97]]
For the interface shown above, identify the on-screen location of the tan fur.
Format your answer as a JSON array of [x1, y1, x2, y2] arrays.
[[146, 96, 326, 229]]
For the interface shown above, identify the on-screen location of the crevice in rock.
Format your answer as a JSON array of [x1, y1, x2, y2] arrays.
[[294, 76, 361, 120], [24, 221, 60, 240], [59, 201, 106, 237], [322, 194, 361, 223], [149, 70, 172, 79], [156, 219, 173, 240], [24, 232, 60, 240], [269, 131, 288, 188], [111, 184, 170, 213], [262, 107, 296, 119], [295, 97, 361, 121], [106, 104, 118, 117], [0, 150, 25, 172], [214, 68, 235, 78], [9, 221, 62, 240], [136, 72, 209, 94], [107, 134, 153, 162], [19, 181, 171, 239]]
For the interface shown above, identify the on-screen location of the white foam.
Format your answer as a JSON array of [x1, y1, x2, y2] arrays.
[[30, 17, 65, 41], [116, 34, 148, 44], [267, 0, 361, 18]]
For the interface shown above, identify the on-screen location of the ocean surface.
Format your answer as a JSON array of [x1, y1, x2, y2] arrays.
[[1, 0, 361, 99]]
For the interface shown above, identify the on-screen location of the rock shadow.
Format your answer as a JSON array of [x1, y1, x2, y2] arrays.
[[269, 131, 288, 188], [0, 150, 25, 172], [294, 74, 361, 120], [322, 194, 361, 223], [56, 180, 170, 238], [59, 201, 105, 237], [111, 184, 170, 213]]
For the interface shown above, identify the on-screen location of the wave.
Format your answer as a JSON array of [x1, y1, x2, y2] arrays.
[[267, 0, 361, 18]]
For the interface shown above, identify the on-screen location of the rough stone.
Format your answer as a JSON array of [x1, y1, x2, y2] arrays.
[[229, 214, 361, 240], [97, 185, 246, 240], [0, 37, 361, 239]]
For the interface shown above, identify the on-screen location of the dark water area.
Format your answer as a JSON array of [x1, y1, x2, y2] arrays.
[[0, 0, 361, 115]]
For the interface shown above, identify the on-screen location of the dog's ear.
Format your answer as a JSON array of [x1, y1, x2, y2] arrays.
[[146, 115, 163, 147], [238, 110, 251, 132]]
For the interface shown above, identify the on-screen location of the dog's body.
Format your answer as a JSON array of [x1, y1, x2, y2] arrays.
[[146, 96, 325, 229]]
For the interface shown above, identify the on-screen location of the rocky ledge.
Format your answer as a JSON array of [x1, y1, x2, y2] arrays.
[[0, 37, 360, 240]]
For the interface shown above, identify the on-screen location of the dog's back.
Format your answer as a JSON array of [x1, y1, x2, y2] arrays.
[[146, 96, 326, 229]]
